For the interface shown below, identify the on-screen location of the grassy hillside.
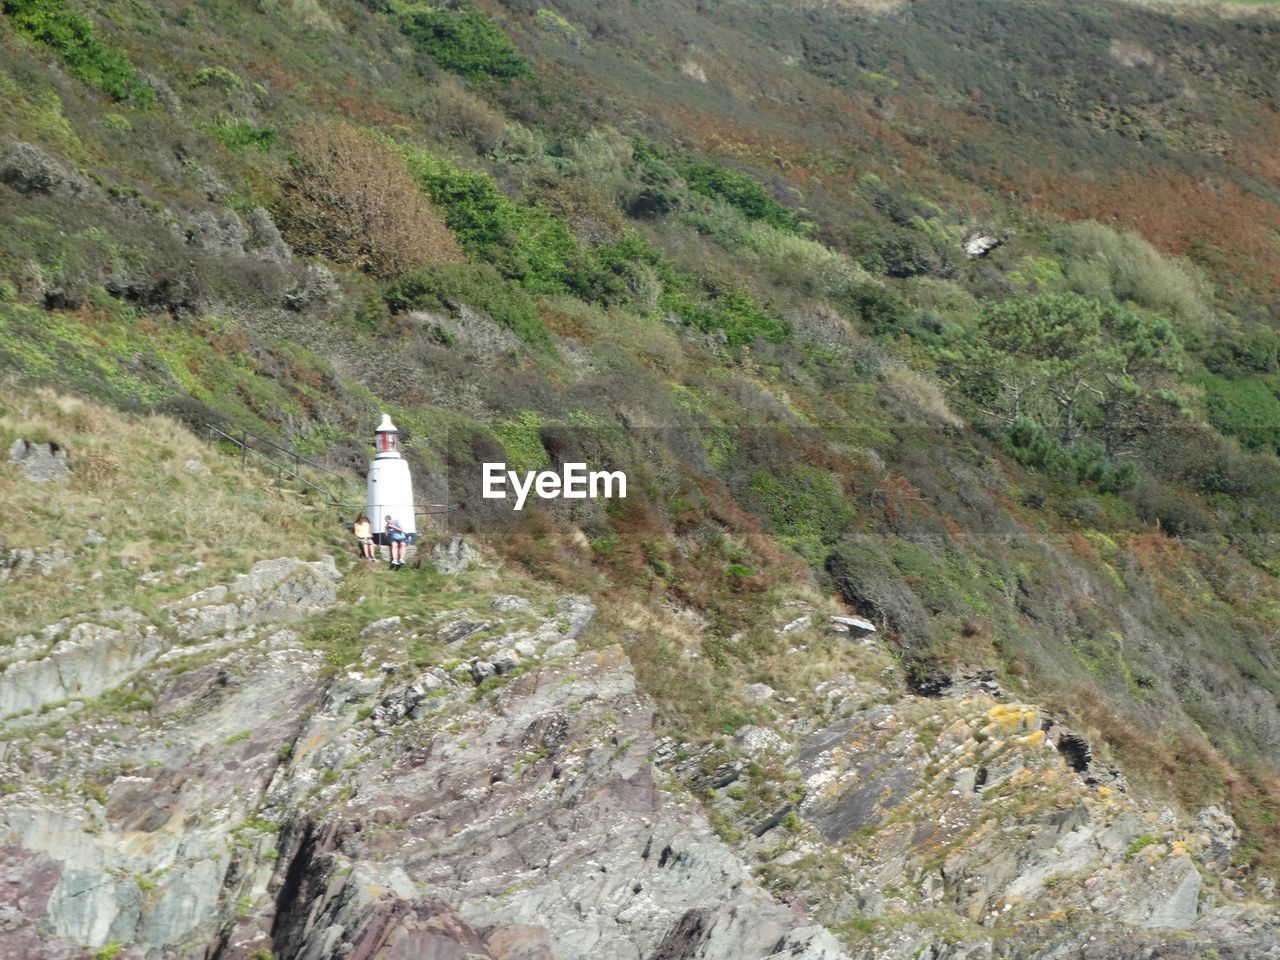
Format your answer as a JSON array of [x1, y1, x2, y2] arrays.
[[2, 0, 1280, 874]]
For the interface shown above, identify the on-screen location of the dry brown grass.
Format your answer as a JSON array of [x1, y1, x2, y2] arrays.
[[0, 387, 341, 639]]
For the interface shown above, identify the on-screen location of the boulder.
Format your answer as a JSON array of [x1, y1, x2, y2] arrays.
[[438, 619, 490, 646], [431, 536, 482, 574], [555, 595, 597, 639], [829, 615, 876, 638], [736, 725, 786, 757], [491, 648, 521, 675], [962, 233, 1003, 258], [0, 546, 72, 583], [492, 595, 535, 615], [361, 616, 403, 637], [543, 638, 578, 660], [8, 439, 70, 485]]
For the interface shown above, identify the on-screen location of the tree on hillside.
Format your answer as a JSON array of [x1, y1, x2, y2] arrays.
[[276, 123, 463, 279], [963, 292, 1182, 453]]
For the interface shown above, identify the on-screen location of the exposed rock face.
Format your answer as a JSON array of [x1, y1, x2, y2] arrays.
[[677, 679, 1279, 959], [0, 617, 164, 718], [8, 438, 71, 485], [168, 555, 340, 639], [254, 644, 846, 960], [1, 563, 1276, 960], [0, 557, 338, 719]]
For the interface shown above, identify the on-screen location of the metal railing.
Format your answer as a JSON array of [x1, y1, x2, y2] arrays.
[[204, 423, 449, 534]]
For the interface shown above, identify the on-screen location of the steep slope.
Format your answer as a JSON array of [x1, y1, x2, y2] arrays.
[[0, 398, 1276, 960], [2, 0, 1280, 955]]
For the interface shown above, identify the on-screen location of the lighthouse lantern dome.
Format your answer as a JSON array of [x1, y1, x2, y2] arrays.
[[374, 414, 400, 457]]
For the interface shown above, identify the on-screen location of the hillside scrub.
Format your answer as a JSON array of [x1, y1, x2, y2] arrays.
[[1, 0, 154, 104], [396, 1, 529, 81], [277, 123, 463, 278], [3, 0, 1280, 893]]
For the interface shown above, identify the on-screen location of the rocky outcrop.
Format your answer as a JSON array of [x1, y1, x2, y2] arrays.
[[0, 557, 339, 718], [167, 555, 340, 639], [251, 643, 846, 960], [674, 676, 1278, 959], [0, 615, 164, 718], [962, 233, 1002, 258], [8, 438, 71, 485], [0, 576, 846, 960], [0, 544, 73, 583], [1, 565, 1276, 960], [430, 535, 482, 574]]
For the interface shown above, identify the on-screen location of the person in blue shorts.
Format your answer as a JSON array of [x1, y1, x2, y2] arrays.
[[385, 514, 408, 569]]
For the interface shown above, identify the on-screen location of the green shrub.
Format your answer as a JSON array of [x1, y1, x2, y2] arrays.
[[873, 230, 945, 278], [1203, 330, 1280, 378], [397, 3, 528, 81], [627, 141, 684, 218], [190, 65, 244, 90], [1059, 221, 1213, 328], [1125, 833, 1157, 857], [659, 283, 787, 348], [1198, 374, 1280, 453], [747, 465, 852, 548], [838, 283, 914, 337], [208, 119, 278, 152], [2, 0, 154, 104], [403, 146, 580, 294], [680, 158, 802, 233], [384, 263, 551, 348]]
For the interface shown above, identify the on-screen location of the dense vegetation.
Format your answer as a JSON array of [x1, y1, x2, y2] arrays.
[[3, 0, 1280, 884], [1, 0, 153, 104]]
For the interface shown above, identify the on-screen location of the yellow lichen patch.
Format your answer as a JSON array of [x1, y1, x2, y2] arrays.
[[1171, 839, 1188, 855], [1019, 729, 1046, 746], [1097, 785, 1113, 798], [986, 703, 1039, 735]]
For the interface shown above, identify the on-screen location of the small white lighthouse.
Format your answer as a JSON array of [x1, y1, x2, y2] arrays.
[[367, 414, 416, 541]]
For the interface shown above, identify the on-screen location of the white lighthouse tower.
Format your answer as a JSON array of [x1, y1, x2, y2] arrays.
[[367, 414, 416, 542]]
